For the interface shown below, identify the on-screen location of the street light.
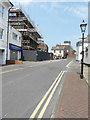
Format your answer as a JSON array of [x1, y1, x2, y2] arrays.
[[80, 20, 87, 79]]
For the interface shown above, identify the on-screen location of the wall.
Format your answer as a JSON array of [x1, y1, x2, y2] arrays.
[[0, 2, 10, 64], [23, 50, 53, 61], [76, 43, 88, 61], [84, 44, 90, 85], [23, 50, 37, 61], [83, 3, 90, 85], [84, 44, 90, 64], [37, 51, 53, 61], [68, 46, 76, 58], [8, 26, 22, 60], [51, 49, 64, 59], [83, 64, 90, 86]]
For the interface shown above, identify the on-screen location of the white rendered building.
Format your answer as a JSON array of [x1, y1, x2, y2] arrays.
[[0, 0, 12, 65], [76, 38, 88, 62], [8, 26, 22, 60]]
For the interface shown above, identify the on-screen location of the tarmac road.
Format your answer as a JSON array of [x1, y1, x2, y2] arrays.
[[1, 59, 72, 119]]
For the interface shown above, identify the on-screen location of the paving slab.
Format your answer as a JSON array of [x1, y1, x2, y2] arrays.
[[55, 61, 88, 118]]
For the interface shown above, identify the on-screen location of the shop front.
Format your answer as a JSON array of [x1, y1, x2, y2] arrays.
[[9, 43, 22, 61]]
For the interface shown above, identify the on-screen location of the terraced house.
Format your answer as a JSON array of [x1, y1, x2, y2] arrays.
[[0, 0, 12, 65]]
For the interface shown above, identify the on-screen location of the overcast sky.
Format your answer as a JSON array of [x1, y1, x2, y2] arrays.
[[10, 0, 88, 50]]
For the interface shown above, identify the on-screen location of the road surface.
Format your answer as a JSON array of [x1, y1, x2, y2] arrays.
[[1, 59, 72, 119]]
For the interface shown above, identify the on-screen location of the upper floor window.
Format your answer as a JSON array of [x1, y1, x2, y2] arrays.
[[0, 27, 4, 39], [13, 32, 17, 40], [9, 13, 16, 17], [0, 4, 4, 18], [19, 37, 22, 42]]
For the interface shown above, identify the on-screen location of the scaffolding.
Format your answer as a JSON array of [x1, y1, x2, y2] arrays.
[[9, 5, 42, 50]]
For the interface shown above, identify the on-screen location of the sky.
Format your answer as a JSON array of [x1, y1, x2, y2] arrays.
[[10, 0, 88, 51]]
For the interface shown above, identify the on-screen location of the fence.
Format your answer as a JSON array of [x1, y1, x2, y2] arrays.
[[23, 50, 53, 61]]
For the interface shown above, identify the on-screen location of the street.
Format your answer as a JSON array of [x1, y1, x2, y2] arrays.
[[2, 59, 71, 118], [0, 1, 89, 119]]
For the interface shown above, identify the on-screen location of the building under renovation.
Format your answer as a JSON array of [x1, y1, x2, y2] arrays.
[[9, 8, 42, 50], [37, 40, 48, 52]]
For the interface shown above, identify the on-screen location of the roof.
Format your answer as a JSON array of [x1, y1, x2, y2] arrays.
[[8, 0, 13, 6], [51, 46, 64, 50], [56, 43, 70, 46]]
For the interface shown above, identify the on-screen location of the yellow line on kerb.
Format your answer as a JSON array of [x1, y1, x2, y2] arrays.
[[29, 71, 63, 119], [37, 71, 65, 119]]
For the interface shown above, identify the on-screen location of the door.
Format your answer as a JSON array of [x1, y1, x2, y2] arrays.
[[0, 50, 3, 65], [10, 50, 18, 60]]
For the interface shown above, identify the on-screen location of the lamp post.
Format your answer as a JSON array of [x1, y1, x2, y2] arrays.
[[80, 20, 87, 79]]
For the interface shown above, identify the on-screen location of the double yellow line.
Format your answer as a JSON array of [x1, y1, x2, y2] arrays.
[[30, 70, 66, 119]]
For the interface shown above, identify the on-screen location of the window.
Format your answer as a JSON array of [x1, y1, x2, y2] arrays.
[[0, 27, 4, 39], [59, 50, 61, 53], [9, 13, 16, 16], [13, 33, 17, 40], [19, 37, 21, 42], [2, 6, 4, 17], [0, 4, 4, 18]]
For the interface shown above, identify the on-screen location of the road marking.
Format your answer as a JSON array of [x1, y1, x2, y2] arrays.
[[66, 60, 73, 68], [1, 68, 24, 74], [0, 63, 49, 74], [37, 71, 65, 119], [0, 60, 57, 74], [29, 71, 63, 119]]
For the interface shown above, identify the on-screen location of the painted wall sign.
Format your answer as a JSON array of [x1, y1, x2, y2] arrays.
[[9, 43, 22, 51]]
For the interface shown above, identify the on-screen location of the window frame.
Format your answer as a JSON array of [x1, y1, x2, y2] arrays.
[[12, 32, 17, 41], [0, 4, 4, 18]]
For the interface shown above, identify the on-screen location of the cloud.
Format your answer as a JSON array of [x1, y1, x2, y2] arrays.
[[40, 3, 67, 23], [40, 2, 88, 20], [63, 5, 88, 19]]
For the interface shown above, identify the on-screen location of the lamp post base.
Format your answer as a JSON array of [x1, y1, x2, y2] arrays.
[[80, 74, 83, 79]]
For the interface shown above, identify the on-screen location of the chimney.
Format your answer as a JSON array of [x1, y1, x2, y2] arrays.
[[64, 41, 71, 45]]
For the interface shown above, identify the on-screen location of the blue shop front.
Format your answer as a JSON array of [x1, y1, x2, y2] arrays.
[[9, 43, 22, 60]]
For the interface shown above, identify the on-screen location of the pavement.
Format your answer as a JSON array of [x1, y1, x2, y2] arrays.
[[55, 60, 88, 118]]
